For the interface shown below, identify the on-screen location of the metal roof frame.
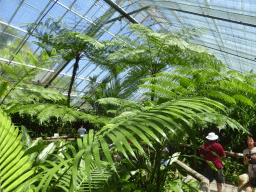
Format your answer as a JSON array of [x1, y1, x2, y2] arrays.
[[140, 0, 256, 28], [42, 0, 141, 88], [2, 0, 256, 103]]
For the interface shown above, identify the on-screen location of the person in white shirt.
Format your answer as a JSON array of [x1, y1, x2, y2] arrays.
[[78, 125, 87, 138], [242, 137, 256, 192]]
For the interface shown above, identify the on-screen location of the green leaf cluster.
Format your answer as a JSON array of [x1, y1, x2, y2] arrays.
[[0, 109, 36, 192]]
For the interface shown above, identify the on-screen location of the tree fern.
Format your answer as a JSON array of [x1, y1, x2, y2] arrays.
[[88, 24, 225, 102], [5, 49, 57, 84], [0, 76, 110, 126], [142, 68, 256, 108], [0, 48, 59, 107], [3, 84, 66, 106], [96, 97, 145, 113], [198, 90, 237, 105], [6, 103, 95, 123], [82, 75, 140, 116], [232, 94, 254, 107], [26, 19, 104, 107]]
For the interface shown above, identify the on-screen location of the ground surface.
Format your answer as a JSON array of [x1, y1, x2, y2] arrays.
[[185, 175, 239, 192], [209, 180, 238, 192]]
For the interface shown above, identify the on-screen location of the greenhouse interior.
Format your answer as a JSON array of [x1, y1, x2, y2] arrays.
[[1, 0, 256, 191]]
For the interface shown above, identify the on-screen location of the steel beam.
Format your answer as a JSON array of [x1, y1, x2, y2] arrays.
[[202, 0, 232, 68], [103, 0, 138, 24], [106, 6, 150, 24], [0, 0, 25, 35], [140, 0, 256, 28], [193, 40, 256, 63], [9, 0, 53, 59]]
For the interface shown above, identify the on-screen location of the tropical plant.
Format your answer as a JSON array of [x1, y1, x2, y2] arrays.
[[222, 156, 246, 185], [25, 18, 104, 107], [82, 74, 137, 117], [28, 96, 248, 192], [40, 145, 114, 192], [0, 48, 58, 106], [0, 18, 44, 83], [0, 112, 76, 192], [0, 71, 249, 191], [0, 52, 108, 136], [139, 67, 256, 131], [89, 24, 225, 101], [100, 152, 198, 192], [137, 67, 256, 181], [4, 88, 107, 136], [0, 107, 37, 192], [95, 97, 156, 121], [0, 18, 19, 49], [0, 20, 251, 191]]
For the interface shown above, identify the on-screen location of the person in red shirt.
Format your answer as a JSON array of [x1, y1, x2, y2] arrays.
[[200, 132, 226, 192]]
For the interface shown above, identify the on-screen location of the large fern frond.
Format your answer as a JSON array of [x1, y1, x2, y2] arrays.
[[3, 84, 66, 106], [142, 68, 256, 109], [232, 94, 254, 107], [220, 79, 256, 97], [6, 103, 95, 123], [195, 113, 246, 131], [56, 161, 113, 192], [96, 97, 145, 113], [198, 90, 237, 105]]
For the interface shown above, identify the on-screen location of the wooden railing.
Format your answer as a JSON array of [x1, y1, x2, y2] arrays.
[[174, 160, 210, 192], [180, 143, 244, 157]]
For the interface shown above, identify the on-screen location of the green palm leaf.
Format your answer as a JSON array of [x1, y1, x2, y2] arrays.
[[0, 108, 37, 191]]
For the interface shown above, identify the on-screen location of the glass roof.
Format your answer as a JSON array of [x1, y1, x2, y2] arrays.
[[1, 0, 256, 106]]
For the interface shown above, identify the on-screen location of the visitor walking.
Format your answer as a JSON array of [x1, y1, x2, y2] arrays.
[[78, 124, 87, 138], [241, 137, 256, 192], [200, 132, 226, 192]]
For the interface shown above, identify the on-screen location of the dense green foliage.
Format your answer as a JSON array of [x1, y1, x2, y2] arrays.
[[0, 50, 109, 137], [138, 67, 256, 184], [140, 67, 256, 148], [0, 21, 254, 191], [0, 91, 247, 191], [0, 109, 36, 191], [89, 24, 225, 101]]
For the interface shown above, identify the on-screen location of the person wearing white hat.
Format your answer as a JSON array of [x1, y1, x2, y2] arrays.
[[200, 132, 226, 192]]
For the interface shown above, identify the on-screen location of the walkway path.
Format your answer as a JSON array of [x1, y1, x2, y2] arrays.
[[209, 180, 238, 192], [185, 175, 240, 192]]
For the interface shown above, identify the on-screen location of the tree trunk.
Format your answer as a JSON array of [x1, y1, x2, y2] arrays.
[[67, 54, 80, 108], [150, 72, 156, 102]]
